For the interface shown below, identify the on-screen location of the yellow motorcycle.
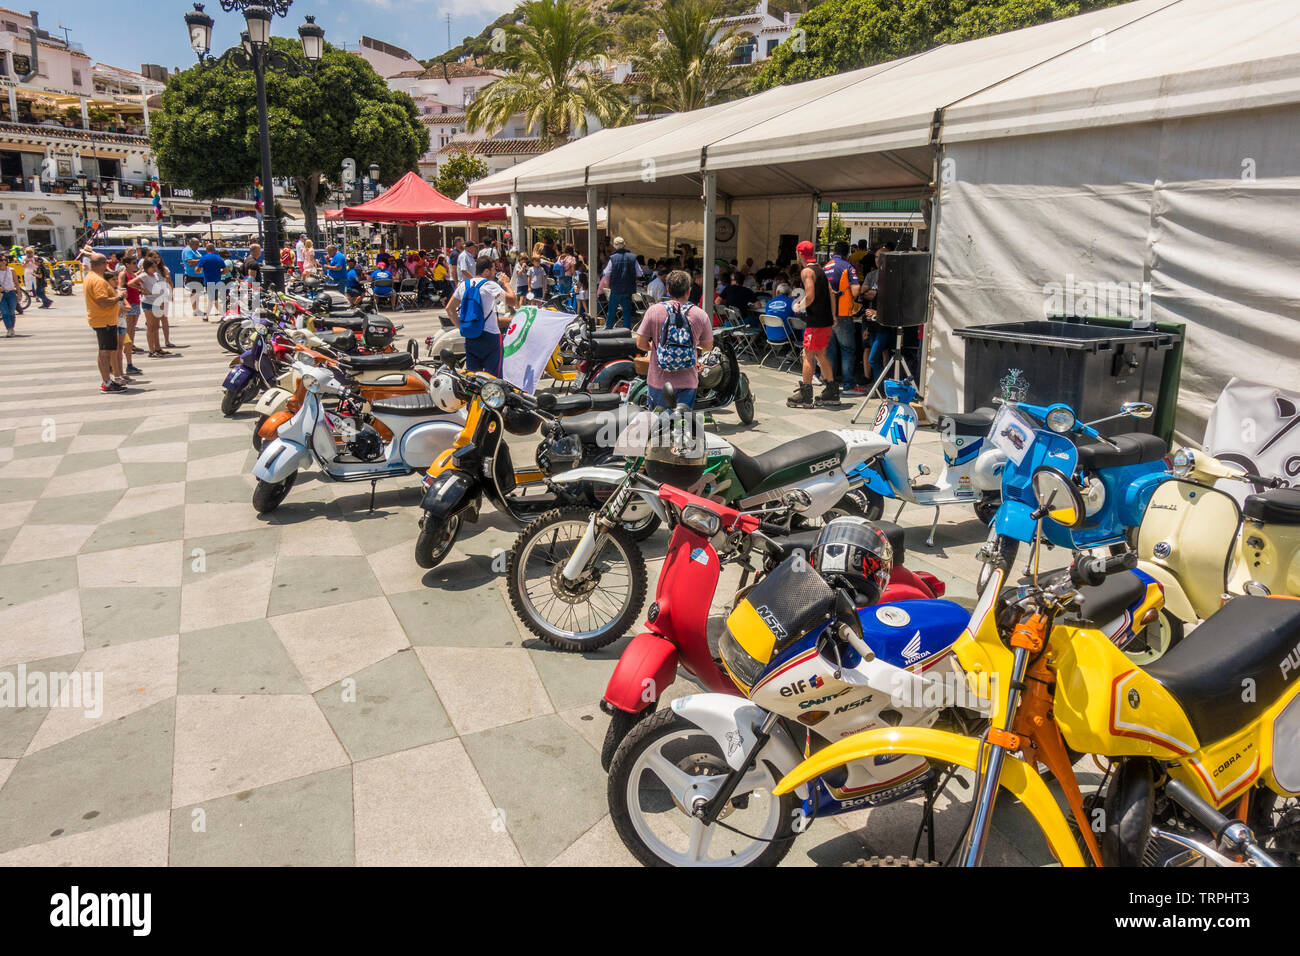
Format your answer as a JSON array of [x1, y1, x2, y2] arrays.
[[774, 466, 1298, 866]]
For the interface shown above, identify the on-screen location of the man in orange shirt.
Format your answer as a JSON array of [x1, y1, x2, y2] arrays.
[[85, 253, 127, 393]]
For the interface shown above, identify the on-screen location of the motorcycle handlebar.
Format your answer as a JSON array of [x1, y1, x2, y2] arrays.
[[1069, 551, 1136, 588]]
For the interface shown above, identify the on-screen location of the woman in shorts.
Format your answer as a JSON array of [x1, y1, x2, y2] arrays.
[[117, 252, 143, 376]]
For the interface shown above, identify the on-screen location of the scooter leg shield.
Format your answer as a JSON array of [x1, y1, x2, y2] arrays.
[[668, 693, 807, 789], [253, 387, 292, 417], [603, 632, 680, 714], [1135, 560, 1199, 624], [253, 439, 309, 484]]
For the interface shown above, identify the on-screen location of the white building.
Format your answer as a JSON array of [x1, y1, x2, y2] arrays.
[[711, 0, 802, 64]]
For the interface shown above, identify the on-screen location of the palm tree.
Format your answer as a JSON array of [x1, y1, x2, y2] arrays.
[[465, 0, 629, 144], [626, 0, 746, 116]]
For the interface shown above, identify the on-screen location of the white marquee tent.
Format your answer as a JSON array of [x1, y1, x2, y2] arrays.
[[468, 0, 1300, 439]]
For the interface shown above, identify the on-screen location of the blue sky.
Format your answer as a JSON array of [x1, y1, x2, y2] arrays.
[[38, 1, 507, 73]]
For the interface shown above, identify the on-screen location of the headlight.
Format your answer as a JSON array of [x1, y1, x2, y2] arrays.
[[718, 628, 764, 693], [680, 504, 721, 537], [481, 381, 506, 410], [1170, 448, 1194, 478], [1046, 407, 1075, 434]]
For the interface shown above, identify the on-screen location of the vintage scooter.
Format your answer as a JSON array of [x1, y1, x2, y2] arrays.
[[852, 378, 1008, 545], [251, 360, 464, 514], [1135, 447, 1298, 651], [774, 471, 1298, 869], [625, 328, 756, 425], [221, 317, 292, 416]]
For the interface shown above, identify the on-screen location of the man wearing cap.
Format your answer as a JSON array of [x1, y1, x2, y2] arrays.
[[602, 236, 643, 329], [788, 239, 837, 407]]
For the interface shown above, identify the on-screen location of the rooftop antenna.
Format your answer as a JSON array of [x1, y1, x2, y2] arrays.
[[55, 22, 70, 46], [445, 13, 451, 52]]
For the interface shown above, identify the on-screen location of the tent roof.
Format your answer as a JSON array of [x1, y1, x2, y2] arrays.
[[342, 171, 507, 222], [940, 0, 1300, 143], [468, 0, 1283, 205]]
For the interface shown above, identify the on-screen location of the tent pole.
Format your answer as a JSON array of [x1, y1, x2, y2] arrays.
[[510, 191, 524, 256], [702, 172, 716, 316], [586, 186, 598, 319]]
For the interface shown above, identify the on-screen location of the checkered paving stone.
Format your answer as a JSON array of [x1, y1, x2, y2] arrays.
[[0, 296, 1071, 866]]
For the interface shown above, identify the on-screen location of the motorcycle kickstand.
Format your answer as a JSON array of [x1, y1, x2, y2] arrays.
[[925, 506, 940, 548], [893, 500, 906, 523], [367, 479, 378, 513], [913, 774, 941, 862]]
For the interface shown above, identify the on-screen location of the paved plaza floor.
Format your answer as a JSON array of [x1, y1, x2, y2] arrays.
[[0, 294, 1078, 866]]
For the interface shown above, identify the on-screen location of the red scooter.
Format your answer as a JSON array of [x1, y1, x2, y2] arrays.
[[597, 480, 944, 769]]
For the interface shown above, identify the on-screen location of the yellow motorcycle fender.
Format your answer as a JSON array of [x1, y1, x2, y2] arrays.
[[771, 726, 1086, 867], [1135, 560, 1199, 626]]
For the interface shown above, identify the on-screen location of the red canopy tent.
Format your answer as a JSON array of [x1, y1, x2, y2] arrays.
[[340, 171, 506, 222]]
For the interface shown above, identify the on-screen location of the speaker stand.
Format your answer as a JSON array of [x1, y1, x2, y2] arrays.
[[850, 327, 913, 424]]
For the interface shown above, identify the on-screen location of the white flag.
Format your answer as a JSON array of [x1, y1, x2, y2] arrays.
[[501, 306, 573, 394]]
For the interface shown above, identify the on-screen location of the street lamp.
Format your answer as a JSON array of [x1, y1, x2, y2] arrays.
[[182, 2, 324, 290], [76, 169, 89, 242]]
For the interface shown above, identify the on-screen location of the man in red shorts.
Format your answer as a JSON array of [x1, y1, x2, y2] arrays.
[[788, 239, 837, 407]]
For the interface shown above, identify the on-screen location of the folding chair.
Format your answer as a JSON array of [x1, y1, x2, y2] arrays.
[[722, 305, 763, 362], [395, 278, 419, 310], [760, 313, 795, 370]]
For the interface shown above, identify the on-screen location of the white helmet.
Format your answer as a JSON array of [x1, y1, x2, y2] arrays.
[[430, 372, 465, 413]]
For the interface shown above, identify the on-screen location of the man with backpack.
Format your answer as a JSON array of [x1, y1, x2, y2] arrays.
[[446, 256, 518, 375], [635, 269, 713, 409]]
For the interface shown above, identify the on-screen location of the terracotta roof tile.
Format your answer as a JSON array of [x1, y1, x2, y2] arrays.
[[437, 138, 547, 157]]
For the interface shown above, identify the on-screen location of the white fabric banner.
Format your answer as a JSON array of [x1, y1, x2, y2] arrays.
[[1203, 377, 1300, 501], [501, 306, 572, 394]]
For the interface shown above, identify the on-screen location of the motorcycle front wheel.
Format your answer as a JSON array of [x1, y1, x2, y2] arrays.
[[252, 471, 296, 514], [506, 507, 646, 652], [414, 511, 461, 570], [608, 710, 798, 867], [217, 317, 243, 353]]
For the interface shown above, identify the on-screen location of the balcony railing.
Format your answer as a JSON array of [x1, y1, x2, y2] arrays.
[[0, 175, 257, 204], [0, 119, 149, 144]]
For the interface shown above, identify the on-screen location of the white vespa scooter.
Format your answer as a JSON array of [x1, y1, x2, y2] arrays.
[[851, 378, 1007, 546], [251, 360, 464, 514]]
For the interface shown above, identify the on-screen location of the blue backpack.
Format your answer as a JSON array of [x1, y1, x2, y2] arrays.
[[655, 302, 697, 373], [459, 279, 488, 337]]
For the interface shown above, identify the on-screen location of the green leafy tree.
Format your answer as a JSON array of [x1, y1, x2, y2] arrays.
[[435, 151, 490, 200], [150, 38, 429, 242], [625, 0, 748, 115], [751, 0, 1127, 92], [465, 0, 629, 144], [818, 202, 849, 249]]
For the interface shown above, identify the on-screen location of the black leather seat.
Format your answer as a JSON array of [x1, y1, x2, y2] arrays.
[[731, 433, 847, 497], [339, 352, 414, 372], [1074, 433, 1167, 471], [318, 331, 358, 353], [559, 410, 623, 444], [1060, 571, 1147, 627], [583, 337, 638, 361], [321, 316, 366, 332], [1243, 488, 1300, 525], [371, 392, 439, 417], [1147, 597, 1300, 744], [940, 407, 996, 431], [545, 391, 625, 415]]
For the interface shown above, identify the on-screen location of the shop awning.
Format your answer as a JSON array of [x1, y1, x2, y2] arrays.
[[340, 171, 506, 223]]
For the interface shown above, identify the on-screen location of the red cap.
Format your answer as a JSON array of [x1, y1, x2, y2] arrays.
[[796, 240, 815, 260]]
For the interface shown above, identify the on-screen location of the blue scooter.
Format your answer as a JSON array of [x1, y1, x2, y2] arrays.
[[221, 317, 283, 417], [977, 396, 1169, 586]]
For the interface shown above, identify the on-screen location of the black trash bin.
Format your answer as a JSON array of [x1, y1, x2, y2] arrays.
[[955, 319, 1180, 439]]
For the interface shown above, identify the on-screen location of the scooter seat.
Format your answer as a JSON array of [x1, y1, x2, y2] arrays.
[[543, 391, 625, 415], [1058, 570, 1147, 628], [1243, 488, 1300, 525], [559, 410, 622, 444], [371, 392, 438, 417], [940, 407, 996, 432], [1074, 433, 1167, 471], [583, 337, 638, 361], [340, 352, 414, 372], [731, 433, 847, 497], [318, 331, 359, 353], [321, 316, 366, 332], [1147, 596, 1300, 743]]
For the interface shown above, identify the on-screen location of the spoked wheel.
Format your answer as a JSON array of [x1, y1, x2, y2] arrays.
[[608, 710, 798, 867], [1123, 608, 1184, 667], [414, 511, 461, 570], [252, 471, 296, 514], [506, 507, 646, 652], [620, 511, 661, 542]]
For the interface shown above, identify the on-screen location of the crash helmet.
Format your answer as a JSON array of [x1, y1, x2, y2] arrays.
[[429, 372, 465, 413], [810, 516, 892, 606], [643, 408, 707, 489]]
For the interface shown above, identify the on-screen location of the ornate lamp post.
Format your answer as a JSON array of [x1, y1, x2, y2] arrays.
[[183, 2, 323, 290]]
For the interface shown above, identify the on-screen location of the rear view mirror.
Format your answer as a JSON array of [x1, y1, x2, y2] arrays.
[[1123, 401, 1154, 419], [1031, 466, 1086, 529], [536, 392, 556, 411], [439, 348, 456, 369]]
